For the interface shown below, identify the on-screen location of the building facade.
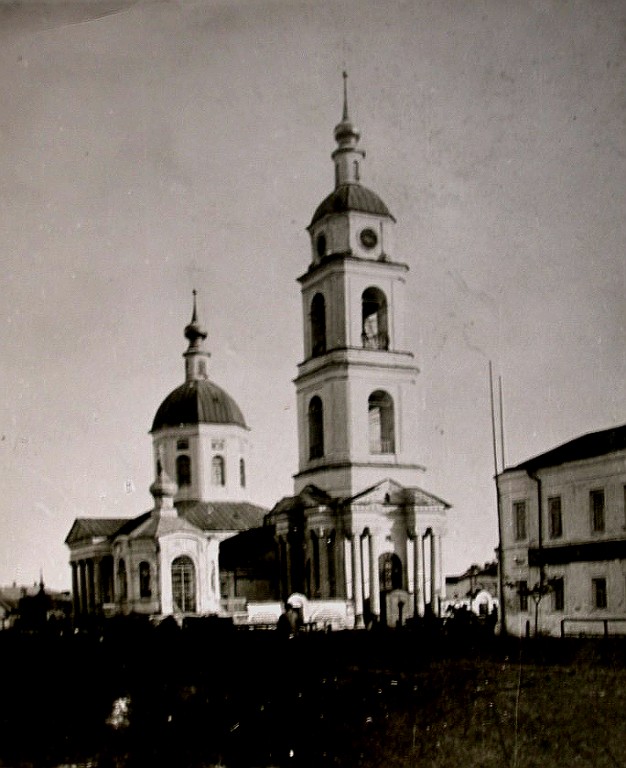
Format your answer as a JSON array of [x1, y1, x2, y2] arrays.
[[268, 76, 450, 628], [65, 297, 267, 623], [498, 424, 626, 636]]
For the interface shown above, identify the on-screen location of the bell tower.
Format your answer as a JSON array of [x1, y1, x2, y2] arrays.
[[294, 74, 424, 499]]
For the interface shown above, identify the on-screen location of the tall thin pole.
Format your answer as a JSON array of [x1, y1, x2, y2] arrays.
[[489, 361, 499, 475], [490, 362, 508, 636], [498, 375, 506, 471]]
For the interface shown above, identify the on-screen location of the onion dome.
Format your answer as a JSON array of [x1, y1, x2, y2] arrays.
[[149, 458, 177, 513], [151, 379, 247, 431], [184, 289, 208, 349], [311, 72, 394, 227], [151, 292, 247, 432]]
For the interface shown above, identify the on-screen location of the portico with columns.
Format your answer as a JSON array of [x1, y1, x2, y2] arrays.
[[268, 75, 450, 628]]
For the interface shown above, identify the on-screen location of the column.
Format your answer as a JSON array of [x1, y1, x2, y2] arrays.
[[414, 533, 424, 617], [369, 532, 381, 618], [360, 534, 368, 608], [437, 533, 445, 604], [421, 533, 430, 612], [310, 531, 319, 597], [285, 537, 293, 597], [93, 557, 102, 610], [343, 535, 353, 599], [71, 562, 80, 619], [278, 537, 288, 601], [318, 529, 329, 599], [351, 532, 364, 628], [430, 532, 437, 616], [79, 560, 87, 616], [86, 559, 95, 612]]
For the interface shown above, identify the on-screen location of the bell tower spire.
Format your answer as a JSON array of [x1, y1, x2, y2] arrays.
[[332, 71, 365, 187], [183, 290, 210, 382]]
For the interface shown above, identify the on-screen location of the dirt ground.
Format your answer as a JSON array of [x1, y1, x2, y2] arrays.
[[1, 624, 625, 767]]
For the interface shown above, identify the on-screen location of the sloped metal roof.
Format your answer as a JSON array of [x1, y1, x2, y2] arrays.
[[65, 517, 132, 545], [151, 379, 247, 432], [504, 423, 626, 474], [66, 501, 268, 548], [177, 500, 268, 532], [309, 183, 395, 227], [269, 484, 334, 516]]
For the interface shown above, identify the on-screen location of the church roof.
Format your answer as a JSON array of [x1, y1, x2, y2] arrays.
[[66, 502, 267, 547], [65, 517, 133, 545], [177, 500, 268, 531], [309, 183, 395, 227], [347, 479, 451, 508], [269, 485, 334, 516], [151, 379, 247, 431], [503, 422, 626, 474]]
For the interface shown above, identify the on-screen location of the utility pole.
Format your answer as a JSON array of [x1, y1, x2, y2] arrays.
[[489, 361, 508, 637]]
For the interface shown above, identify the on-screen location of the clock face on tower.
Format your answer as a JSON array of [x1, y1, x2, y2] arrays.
[[360, 228, 378, 249]]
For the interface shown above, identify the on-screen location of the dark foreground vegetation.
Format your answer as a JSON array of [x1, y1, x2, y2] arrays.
[[1, 617, 625, 768]]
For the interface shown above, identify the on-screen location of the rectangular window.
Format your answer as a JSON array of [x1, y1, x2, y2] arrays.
[[590, 490, 605, 533], [513, 501, 527, 541], [519, 580, 529, 611], [592, 577, 607, 609], [548, 496, 563, 538], [551, 578, 564, 612]]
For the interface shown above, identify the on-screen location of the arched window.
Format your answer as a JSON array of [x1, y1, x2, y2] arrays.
[[211, 455, 225, 486], [353, 159, 360, 181], [139, 561, 151, 599], [308, 396, 324, 459], [362, 288, 389, 350], [239, 457, 246, 488], [117, 559, 127, 601], [171, 556, 196, 613], [176, 454, 191, 487], [368, 390, 395, 454], [310, 293, 327, 357]]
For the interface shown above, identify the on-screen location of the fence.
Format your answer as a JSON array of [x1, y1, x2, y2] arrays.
[[560, 617, 626, 638]]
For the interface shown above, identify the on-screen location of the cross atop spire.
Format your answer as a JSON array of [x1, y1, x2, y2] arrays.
[[342, 70, 349, 122], [332, 71, 364, 187], [183, 290, 210, 381]]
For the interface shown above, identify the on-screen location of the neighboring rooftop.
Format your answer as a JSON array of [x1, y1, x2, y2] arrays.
[[504, 423, 626, 474]]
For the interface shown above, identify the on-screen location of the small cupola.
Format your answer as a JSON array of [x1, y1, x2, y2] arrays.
[[331, 71, 365, 187], [150, 455, 178, 516], [183, 290, 211, 382]]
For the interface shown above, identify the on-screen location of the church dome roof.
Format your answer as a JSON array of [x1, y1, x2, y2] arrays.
[[152, 379, 247, 432], [310, 183, 395, 227]]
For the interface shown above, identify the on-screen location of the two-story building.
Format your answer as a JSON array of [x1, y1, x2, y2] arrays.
[[498, 424, 626, 636]]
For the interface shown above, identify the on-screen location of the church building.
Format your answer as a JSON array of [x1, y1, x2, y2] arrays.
[[267, 75, 450, 628], [65, 295, 267, 622], [65, 76, 450, 629]]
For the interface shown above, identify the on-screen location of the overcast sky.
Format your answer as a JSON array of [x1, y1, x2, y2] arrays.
[[0, 0, 624, 590]]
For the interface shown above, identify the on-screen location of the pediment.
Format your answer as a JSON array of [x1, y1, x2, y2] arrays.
[[347, 479, 450, 509]]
